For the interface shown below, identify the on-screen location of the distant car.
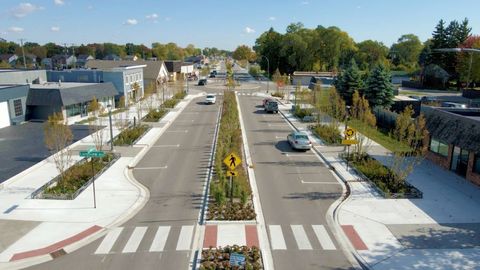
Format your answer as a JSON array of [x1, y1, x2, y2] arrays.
[[441, 102, 467, 108], [408, 95, 421, 100], [198, 79, 207, 86], [205, 94, 216, 104], [262, 98, 273, 107], [209, 73, 216, 78], [287, 131, 312, 151], [264, 100, 278, 113], [420, 96, 438, 102]]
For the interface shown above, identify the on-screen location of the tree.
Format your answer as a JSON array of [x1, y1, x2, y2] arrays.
[[88, 96, 101, 114], [325, 86, 346, 127], [457, 36, 480, 85], [389, 106, 429, 189], [334, 59, 363, 104], [254, 28, 284, 75], [233, 45, 255, 61], [44, 112, 73, 182], [87, 96, 106, 151], [390, 34, 423, 71], [364, 64, 395, 108], [350, 90, 376, 157], [355, 40, 389, 70]]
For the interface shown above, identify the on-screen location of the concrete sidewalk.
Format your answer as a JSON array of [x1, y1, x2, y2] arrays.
[[276, 100, 480, 270], [0, 92, 202, 269]]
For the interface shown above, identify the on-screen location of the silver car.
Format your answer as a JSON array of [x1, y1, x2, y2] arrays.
[[287, 131, 312, 151]]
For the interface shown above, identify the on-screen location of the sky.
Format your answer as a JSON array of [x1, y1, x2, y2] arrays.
[[1, 0, 480, 51]]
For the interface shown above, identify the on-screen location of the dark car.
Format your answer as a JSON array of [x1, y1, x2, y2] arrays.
[[265, 100, 278, 113], [198, 79, 207, 86], [262, 98, 273, 107]]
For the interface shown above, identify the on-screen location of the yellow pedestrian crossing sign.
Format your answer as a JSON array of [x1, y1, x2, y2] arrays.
[[227, 170, 238, 177], [223, 152, 242, 170], [344, 128, 355, 139]]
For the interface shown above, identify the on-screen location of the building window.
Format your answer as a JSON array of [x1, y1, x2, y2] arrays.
[[13, 99, 23, 117], [65, 103, 82, 117], [474, 154, 480, 174], [430, 138, 449, 157]]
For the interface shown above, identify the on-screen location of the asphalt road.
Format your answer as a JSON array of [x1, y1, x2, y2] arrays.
[[238, 94, 354, 270], [29, 94, 221, 270]]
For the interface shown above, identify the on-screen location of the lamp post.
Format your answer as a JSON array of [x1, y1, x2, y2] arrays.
[[260, 55, 270, 93], [435, 48, 480, 88], [107, 104, 114, 152]]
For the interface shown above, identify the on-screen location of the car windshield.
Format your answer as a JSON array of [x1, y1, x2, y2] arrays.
[[206, 95, 215, 98], [295, 135, 308, 140]]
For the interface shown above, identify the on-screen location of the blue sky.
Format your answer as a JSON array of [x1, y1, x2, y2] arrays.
[[1, 0, 480, 50]]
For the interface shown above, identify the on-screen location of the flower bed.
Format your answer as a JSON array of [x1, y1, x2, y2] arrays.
[[208, 91, 255, 220], [34, 153, 119, 199], [143, 108, 167, 122], [113, 125, 149, 146], [200, 246, 263, 270], [345, 153, 422, 199], [162, 98, 179, 109], [311, 124, 342, 145]]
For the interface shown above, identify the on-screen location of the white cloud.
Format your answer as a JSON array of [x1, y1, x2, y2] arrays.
[[301, 1, 309, 5], [124, 19, 138, 25], [146, 13, 158, 20], [54, 0, 65, 6], [8, 27, 24, 33], [51, 26, 60, 32], [11, 3, 43, 18], [244, 27, 255, 34], [268, 16, 276, 21]]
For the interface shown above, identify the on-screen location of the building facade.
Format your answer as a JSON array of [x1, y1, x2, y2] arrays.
[[0, 84, 29, 128]]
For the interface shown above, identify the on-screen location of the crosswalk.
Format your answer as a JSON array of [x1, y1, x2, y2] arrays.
[[268, 225, 337, 251], [94, 225, 194, 255]]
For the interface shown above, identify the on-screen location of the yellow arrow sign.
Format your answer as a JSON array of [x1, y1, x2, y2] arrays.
[[344, 128, 356, 139], [227, 170, 238, 177], [223, 152, 242, 170]]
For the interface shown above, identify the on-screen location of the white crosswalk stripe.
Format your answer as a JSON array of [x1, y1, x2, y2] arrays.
[[95, 227, 123, 254], [150, 226, 171, 252], [123, 226, 148, 253], [176, 225, 194, 250], [291, 225, 313, 250], [268, 224, 337, 251]]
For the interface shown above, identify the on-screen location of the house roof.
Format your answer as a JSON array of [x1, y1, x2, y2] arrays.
[[423, 106, 480, 153], [0, 54, 17, 61], [77, 54, 93, 61], [27, 82, 117, 106], [86, 60, 165, 81], [103, 54, 121, 61], [164, 61, 182, 73]]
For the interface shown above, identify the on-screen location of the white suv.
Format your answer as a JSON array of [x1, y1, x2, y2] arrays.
[[205, 94, 216, 104]]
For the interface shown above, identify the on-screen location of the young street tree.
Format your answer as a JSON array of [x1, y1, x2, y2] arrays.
[[88, 96, 106, 151], [364, 64, 395, 108], [350, 90, 377, 157], [44, 112, 73, 182]]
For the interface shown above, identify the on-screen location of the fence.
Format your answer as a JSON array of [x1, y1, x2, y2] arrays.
[[374, 107, 399, 130]]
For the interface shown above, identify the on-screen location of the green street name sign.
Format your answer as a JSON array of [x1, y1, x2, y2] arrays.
[[79, 148, 105, 158]]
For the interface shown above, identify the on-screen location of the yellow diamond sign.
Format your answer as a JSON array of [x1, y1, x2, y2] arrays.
[[344, 128, 356, 139], [223, 152, 242, 170], [227, 170, 238, 177]]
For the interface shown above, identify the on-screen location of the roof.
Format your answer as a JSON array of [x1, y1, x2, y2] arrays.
[[77, 54, 93, 60], [293, 71, 336, 77], [103, 54, 121, 61], [0, 54, 17, 61], [423, 106, 480, 153], [27, 82, 117, 106], [164, 61, 182, 73], [86, 60, 164, 80]]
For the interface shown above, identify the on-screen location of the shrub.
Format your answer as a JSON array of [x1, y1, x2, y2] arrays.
[[162, 98, 179, 108], [201, 246, 263, 270], [271, 91, 284, 98], [143, 109, 167, 122], [312, 124, 342, 145], [113, 125, 148, 146], [173, 91, 187, 100], [294, 108, 314, 119]]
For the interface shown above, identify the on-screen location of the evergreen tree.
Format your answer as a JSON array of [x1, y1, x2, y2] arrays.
[[364, 64, 394, 108], [430, 19, 448, 66], [334, 59, 363, 104]]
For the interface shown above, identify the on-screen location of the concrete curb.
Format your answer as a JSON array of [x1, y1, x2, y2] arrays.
[[277, 108, 368, 270]]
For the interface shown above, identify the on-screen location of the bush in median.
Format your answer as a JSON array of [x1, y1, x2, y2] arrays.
[[113, 125, 149, 146], [311, 124, 342, 145]]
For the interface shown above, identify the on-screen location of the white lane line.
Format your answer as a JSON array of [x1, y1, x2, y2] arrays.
[[176, 225, 194, 250], [134, 166, 168, 170], [122, 226, 148, 253], [182, 112, 199, 114], [151, 144, 180, 148], [312, 225, 336, 250], [268, 225, 287, 250], [275, 136, 284, 139], [165, 130, 188, 133], [95, 227, 123, 254], [291, 225, 312, 250], [285, 153, 315, 157], [150, 226, 171, 252], [268, 124, 287, 127], [300, 180, 340, 185]]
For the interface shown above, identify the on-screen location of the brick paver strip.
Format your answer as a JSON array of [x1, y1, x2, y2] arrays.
[[245, 225, 259, 248], [10, 225, 103, 261], [203, 225, 217, 248], [341, 225, 368, 250]]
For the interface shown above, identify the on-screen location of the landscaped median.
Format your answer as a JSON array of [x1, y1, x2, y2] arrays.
[[200, 245, 263, 270], [208, 91, 256, 221]]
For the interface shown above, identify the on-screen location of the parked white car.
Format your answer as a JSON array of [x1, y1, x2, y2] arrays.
[[205, 94, 216, 104]]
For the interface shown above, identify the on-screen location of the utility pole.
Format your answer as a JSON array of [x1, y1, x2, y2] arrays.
[[19, 38, 27, 69]]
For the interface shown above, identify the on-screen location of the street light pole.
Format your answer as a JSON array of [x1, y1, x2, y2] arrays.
[[260, 55, 270, 93], [107, 104, 113, 152]]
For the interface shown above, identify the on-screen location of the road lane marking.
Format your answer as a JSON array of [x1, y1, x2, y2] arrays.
[[176, 225, 194, 250], [268, 225, 287, 250], [151, 144, 180, 148], [275, 136, 284, 139], [122, 227, 148, 253], [134, 166, 168, 170], [150, 226, 171, 252], [312, 225, 336, 250], [165, 130, 188, 133], [300, 180, 340, 185], [268, 124, 287, 127], [95, 227, 123, 254], [291, 225, 312, 250]]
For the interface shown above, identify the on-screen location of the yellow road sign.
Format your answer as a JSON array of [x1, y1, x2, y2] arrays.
[[223, 152, 242, 170], [342, 139, 359, 145], [344, 128, 356, 139], [227, 170, 238, 177]]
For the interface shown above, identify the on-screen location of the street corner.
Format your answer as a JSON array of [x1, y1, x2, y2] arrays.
[[203, 224, 259, 249]]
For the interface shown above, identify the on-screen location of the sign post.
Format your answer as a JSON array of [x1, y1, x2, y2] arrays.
[[223, 152, 242, 203], [342, 128, 358, 172], [79, 147, 105, 208]]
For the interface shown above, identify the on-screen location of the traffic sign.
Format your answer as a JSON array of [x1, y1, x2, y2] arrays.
[[227, 170, 238, 177], [344, 128, 356, 139], [230, 253, 246, 267], [79, 147, 105, 158], [223, 152, 242, 170], [342, 139, 359, 145]]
